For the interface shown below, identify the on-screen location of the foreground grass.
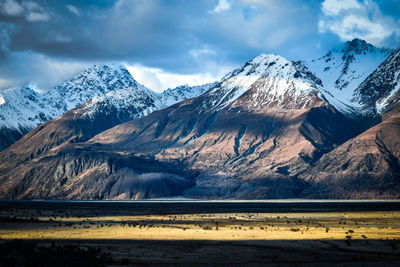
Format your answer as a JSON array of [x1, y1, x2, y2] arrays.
[[1, 211, 399, 241]]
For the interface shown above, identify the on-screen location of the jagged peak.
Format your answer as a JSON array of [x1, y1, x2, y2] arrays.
[[222, 53, 293, 80], [342, 38, 374, 54], [221, 53, 322, 89], [164, 82, 219, 93], [164, 84, 191, 93], [49, 63, 138, 98], [322, 38, 391, 59], [62, 63, 135, 85], [71, 63, 128, 79], [87, 63, 132, 75], [249, 53, 286, 64]]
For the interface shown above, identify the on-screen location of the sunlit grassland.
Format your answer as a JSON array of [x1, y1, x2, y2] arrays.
[[1, 211, 399, 241]]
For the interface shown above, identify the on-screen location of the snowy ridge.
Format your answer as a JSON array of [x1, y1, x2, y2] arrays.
[[353, 49, 400, 114], [0, 86, 54, 131], [160, 82, 218, 106], [81, 81, 218, 120], [204, 54, 323, 110], [305, 38, 392, 113], [0, 64, 138, 133], [81, 83, 163, 119], [48, 63, 139, 113]]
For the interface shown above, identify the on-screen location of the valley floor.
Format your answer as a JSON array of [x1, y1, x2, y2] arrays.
[[0, 201, 399, 266]]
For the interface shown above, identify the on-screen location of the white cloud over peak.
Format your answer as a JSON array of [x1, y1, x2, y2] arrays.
[[126, 64, 224, 93], [319, 0, 400, 46], [321, 0, 362, 16]]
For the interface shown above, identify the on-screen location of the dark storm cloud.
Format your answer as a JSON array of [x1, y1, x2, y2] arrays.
[[2, 0, 216, 71], [0, 0, 323, 73], [0, 0, 399, 91]]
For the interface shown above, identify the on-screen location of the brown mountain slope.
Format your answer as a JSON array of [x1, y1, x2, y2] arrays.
[[88, 102, 356, 199], [299, 102, 400, 199]]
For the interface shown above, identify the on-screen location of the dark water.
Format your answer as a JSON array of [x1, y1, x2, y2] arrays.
[[1, 199, 399, 216]]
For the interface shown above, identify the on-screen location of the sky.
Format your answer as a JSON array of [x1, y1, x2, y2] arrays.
[[0, 0, 399, 93]]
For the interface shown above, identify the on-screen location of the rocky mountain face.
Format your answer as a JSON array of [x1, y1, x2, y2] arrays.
[[0, 64, 216, 151], [0, 39, 399, 200], [353, 49, 400, 114]]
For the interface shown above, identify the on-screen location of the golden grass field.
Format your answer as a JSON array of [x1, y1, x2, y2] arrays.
[[1, 210, 400, 241]]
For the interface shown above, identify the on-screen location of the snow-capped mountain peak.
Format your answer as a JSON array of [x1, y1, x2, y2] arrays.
[[305, 38, 392, 114], [0, 64, 143, 150], [48, 63, 139, 112], [204, 54, 324, 111], [340, 38, 383, 56], [224, 53, 322, 85]]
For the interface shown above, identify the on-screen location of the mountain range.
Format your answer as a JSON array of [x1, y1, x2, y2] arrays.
[[0, 64, 215, 151], [0, 38, 399, 199]]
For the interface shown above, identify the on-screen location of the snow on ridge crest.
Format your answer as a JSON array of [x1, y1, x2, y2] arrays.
[[228, 53, 322, 87], [207, 54, 324, 110], [48, 63, 138, 112]]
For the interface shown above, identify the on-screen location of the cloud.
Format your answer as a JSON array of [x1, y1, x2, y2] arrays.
[[126, 64, 225, 92], [0, 78, 14, 89], [26, 11, 49, 21], [66, 5, 80, 16], [321, 0, 362, 16], [210, 0, 231, 14], [1, 0, 24, 16], [0, 0, 50, 22], [0, 0, 399, 92], [319, 0, 400, 46]]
